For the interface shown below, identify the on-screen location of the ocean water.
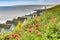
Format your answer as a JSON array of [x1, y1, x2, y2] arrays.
[[0, 5, 50, 23]]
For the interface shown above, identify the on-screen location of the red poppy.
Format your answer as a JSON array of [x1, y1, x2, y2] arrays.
[[12, 34, 20, 38], [37, 32, 41, 36], [35, 30, 41, 36], [29, 25, 33, 28], [35, 30, 39, 33]]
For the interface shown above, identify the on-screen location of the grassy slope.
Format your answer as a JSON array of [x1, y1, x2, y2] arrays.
[[22, 5, 60, 40], [0, 5, 60, 40]]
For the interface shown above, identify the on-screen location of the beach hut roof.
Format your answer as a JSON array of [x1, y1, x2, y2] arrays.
[[0, 24, 11, 29], [6, 17, 26, 26]]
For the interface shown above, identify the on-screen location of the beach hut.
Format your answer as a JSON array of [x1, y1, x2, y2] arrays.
[[0, 24, 15, 34]]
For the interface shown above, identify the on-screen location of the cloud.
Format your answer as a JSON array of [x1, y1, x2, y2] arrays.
[[0, 0, 60, 6], [0, 1, 44, 6]]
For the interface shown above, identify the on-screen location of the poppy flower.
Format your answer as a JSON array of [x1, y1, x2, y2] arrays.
[[37, 32, 41, 36], [35, 30, 39, 33], [34, 27, 37, 30], [4, 38, 6, 40], [0, 34, 2, 36], [12, 34, 20, 38], [29, 25, 33, 28]]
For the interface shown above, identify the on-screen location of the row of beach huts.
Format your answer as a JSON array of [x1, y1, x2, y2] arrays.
[[0, 9, 47, 34]]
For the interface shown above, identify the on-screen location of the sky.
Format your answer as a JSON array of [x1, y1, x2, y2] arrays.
[[0, 0, 60, 6]]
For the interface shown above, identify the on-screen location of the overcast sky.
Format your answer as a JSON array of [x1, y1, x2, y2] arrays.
[[0, 0, 60, 6]]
